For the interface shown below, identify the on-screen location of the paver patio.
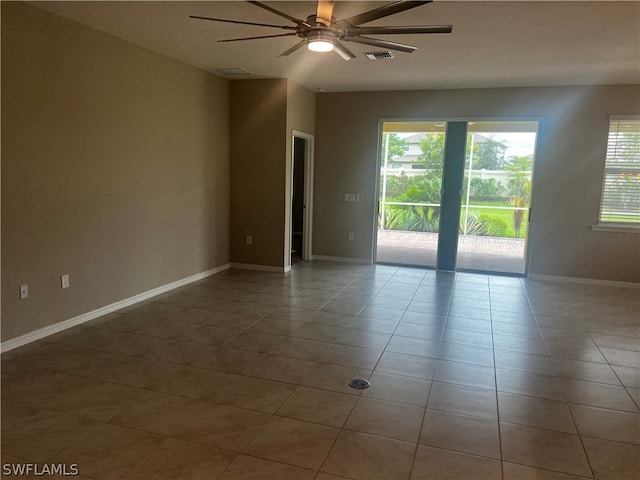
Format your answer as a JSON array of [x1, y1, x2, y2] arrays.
[[376, 230, 527, 274]]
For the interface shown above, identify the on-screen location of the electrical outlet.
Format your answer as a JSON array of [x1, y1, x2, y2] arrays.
[[246, 235, 253, 245], [348, 232, 355, 241], [19, 284, 28, 299], [61, 274, 70, 289]]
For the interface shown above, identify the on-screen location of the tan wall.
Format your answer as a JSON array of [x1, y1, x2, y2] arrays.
[[314, 85, 640, 282], [1, 2, 230, 341], [285, 80, 316, 268], [229, 79, 316, 270], [229, 79, 288, 267], [286, 80, 317, 136]]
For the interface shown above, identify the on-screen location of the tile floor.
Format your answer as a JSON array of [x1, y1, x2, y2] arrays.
[[1, 261, 639, 479]]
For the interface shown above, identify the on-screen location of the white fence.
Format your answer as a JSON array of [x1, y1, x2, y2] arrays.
[[382, 168, 524, 191]]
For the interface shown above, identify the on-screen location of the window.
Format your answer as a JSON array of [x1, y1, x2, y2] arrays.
[[597, 116, 640, 227]]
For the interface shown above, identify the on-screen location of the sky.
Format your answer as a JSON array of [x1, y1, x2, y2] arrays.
[[488, 132, 537, 158], [395, 131, 537, 159]]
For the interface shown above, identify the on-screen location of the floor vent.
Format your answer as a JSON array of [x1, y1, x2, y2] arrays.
[[348, 379, 371, 389]]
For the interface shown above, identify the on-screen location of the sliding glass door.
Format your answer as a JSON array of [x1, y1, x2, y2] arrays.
[[376, 119, 538, 275], [456, 122, 538, 275], [376, 121, 446, 268]]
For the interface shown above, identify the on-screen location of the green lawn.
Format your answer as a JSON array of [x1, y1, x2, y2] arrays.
[[600, 213, 640, 223], [461, 200, 529, 238]]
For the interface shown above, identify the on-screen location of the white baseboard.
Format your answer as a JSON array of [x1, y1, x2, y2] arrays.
[[1, 263, 231, 353], [311, 255, 373, 265], [527, 273, 640, 288], [231, 263, 288, 273]]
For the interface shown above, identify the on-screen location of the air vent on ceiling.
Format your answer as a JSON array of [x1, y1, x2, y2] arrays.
[[365, 51, 394, 60], [215, 67, 254, 77]]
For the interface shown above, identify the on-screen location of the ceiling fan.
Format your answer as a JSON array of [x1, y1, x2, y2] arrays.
[[190, 0, 452, 61]]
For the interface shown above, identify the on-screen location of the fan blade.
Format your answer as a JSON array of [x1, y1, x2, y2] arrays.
[[279, 40, 307, 57], [219, 33, 298, 43], [356, 25, 452, 35], [333, 41, 356, 61], [342, 35, 417, 53], [316, 1, 335, 26], [247, 1, 310, 27], [189, 15, 296, 30], [339, 1, 432, 26]]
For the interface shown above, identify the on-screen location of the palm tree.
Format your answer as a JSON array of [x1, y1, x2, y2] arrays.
[[509, 196, 527, 238]]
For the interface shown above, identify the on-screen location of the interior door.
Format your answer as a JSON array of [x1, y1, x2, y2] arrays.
[[292, 137, 305, 262]]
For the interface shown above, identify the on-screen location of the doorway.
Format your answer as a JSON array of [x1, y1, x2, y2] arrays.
[[375, 120, 538, 275], [289, 131, 314, 265]]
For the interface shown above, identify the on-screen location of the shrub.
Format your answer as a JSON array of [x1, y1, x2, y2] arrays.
[[381, 205, 439, 233], [460, 212, 488, 236], [479, 214, 510, 237], [469, 178, 505, 199], [397, 173, 442, 205], [408, 206, 440, 232], [382, 172, 410, 199]]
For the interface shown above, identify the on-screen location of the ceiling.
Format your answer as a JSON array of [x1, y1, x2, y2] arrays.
[[30, 1, 640, 92]]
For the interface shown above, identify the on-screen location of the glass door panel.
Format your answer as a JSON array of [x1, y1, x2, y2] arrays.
[[376, 121, 446, 267], [456, 121, 538, 274]]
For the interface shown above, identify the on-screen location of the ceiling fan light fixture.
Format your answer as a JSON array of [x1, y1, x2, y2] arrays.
[[307, 32, 335, 52], [308, 40, 334, 52]]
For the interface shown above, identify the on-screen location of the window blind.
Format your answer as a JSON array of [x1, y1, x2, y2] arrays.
[[598, 116, 640, 225]]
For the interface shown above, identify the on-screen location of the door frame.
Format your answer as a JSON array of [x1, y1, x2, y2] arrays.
[[288, 130, 314, 264], [373, 117, 542, 276]]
